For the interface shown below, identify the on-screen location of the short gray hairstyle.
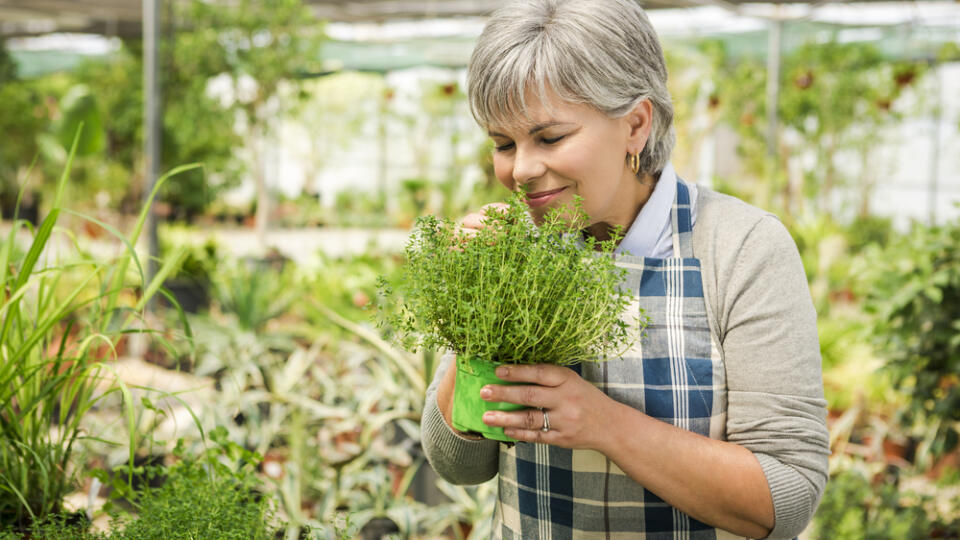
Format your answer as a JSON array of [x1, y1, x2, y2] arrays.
[[468, 0, 676, 176]]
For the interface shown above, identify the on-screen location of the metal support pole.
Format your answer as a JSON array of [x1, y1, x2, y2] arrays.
[[765, 17, 783, 159], [143, 0, 161, 306], [929, 63, 942, 225], [378, 89, 388, 213]]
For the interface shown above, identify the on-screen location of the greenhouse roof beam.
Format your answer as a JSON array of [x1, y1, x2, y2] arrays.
[[0, 0, 894, 38]]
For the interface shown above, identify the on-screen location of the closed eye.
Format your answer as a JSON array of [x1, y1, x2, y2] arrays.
[[542, 135, 565, 145], [494, 142, 515, 152]]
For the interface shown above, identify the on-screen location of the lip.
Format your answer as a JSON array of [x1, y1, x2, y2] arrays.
[[524, 187, 566, 208]]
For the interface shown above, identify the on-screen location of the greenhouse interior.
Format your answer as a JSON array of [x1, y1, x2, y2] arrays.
[[0, 0, 959, 538]]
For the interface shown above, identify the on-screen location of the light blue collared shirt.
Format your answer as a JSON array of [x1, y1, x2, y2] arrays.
[[615, 162, 697, 259]]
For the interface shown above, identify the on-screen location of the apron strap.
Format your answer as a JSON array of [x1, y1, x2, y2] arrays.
[[671, 179, 695, 259]]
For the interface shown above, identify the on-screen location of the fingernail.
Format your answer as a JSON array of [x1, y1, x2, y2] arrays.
[[483, 412, 496, 424], [480, 387, 492, 399], [496, 366, 508, 377]]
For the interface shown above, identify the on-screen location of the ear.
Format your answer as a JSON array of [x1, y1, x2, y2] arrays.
[[625, 99, 653, 154]]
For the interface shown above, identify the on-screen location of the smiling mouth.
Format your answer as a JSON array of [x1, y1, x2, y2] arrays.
[[524, 187, 566, 208]]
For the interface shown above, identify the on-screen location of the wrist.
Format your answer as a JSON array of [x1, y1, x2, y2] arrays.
[[595, 398, 649, 459], [593, 396, 626, 455]]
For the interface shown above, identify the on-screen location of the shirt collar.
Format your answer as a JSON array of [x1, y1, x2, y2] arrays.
[[615, 162, 677, 257]]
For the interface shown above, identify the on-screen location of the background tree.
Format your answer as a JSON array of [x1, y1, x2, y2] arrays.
[[0, 38, 47, 222], [704, 37, 924, 222], [54, 0, 325, 222], [171, 0, 325, 236], [0, 37, 16, 83]]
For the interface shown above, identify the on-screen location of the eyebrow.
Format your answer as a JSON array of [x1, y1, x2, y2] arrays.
[[488, 121, 571, 138]]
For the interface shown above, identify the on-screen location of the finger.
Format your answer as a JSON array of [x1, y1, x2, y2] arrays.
[[481, 383, 547, 408], [503, 428, 554, 445], [460, 203, 509, 230], [454, 227, 479, 240], [482, 408, 545, 431], [447, 227, 475, 252], [481, 202, 509, 216], [494, 364, 570, 387], [460, 212, 487, 230]]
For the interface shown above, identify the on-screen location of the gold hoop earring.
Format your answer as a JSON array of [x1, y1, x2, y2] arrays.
[[630, 153, 641, 175]]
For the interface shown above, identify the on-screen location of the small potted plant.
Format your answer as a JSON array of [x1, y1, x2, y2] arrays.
[[380, 194, 643, 441]]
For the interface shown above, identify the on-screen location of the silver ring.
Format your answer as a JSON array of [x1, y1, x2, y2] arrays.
[[540, 408, 550, 432]]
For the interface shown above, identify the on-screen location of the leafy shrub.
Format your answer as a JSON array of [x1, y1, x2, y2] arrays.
[[211, 257, 299, 333], [845, 214, 894, 253], [5, 513, 104, 540], [159, 238, 220, 314], [109, 430, 277, 540], [857, 218, 960, 458], [381, 194, 639, 365], [0, 430, 278, 539]]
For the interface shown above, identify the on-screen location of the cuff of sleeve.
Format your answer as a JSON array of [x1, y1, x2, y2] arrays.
[[755, 452, 815, 540], [421, 393, 499, 485]]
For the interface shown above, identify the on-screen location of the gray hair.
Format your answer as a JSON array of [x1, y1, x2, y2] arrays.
[[468, 0, 675, 176]]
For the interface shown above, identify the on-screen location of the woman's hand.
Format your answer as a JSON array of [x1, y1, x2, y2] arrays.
[[482, 364, 775, 537], [456, 202, 510, 243], [479, 364, 616, 451]]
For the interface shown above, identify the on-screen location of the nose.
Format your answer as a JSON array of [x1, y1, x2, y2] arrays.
[[512, 144, 547, 188]]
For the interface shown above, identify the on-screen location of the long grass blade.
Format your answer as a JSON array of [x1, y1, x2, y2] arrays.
[[102, 163, 201, 329], [6, 155, 39, 223], [9, 271, 99, 368], [62, 209, 146, 301], [0, 154, 39, 291], [310, 300, 425, 395], [0, 209, 59, 340], [3, 124, 83, 335], [0, 470, 35, 521], [135, 246, 186, 312], [53, 125, 84, 210], [95, 363, 139, 486], [155, 287, 194, 341], [0, 129, 80, 349]]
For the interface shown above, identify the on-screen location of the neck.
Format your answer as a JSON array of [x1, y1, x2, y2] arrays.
[[585, 172, 657, 245]]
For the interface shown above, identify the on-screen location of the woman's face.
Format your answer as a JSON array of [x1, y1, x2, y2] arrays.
[[487, 89, 651, 232]]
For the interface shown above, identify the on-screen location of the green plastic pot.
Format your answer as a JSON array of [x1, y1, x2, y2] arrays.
[[452, 356, 525, 442]]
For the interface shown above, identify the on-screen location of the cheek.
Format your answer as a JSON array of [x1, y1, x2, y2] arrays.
[[492, 154, 514, 189]]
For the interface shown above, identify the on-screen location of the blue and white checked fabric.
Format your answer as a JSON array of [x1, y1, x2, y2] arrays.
[[493, 181, 730, 539]]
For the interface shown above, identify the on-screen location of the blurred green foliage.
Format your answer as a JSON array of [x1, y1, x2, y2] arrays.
[[109, 431, 277, 540], [171, 0, 325, 223], [2, 431, 278, 539], [0, 38, 16, 83], [212, 258, 298, 333], [704, 37, 926, 221], [54, 85, 104, 156], [813, 468, 958, 539], [0, 40, 45, 220], [0, 0, 325, 221], [858, 216, 960, 460]]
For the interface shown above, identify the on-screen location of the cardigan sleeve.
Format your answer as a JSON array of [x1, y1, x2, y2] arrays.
[[421, 353, 500, 485], [695, 196, 830, 540]]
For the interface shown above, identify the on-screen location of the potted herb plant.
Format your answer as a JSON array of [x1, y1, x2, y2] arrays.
[[381, 194, 642, 441]]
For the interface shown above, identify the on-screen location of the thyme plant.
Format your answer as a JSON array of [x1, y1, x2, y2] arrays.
[[382, 194, 640, 367]]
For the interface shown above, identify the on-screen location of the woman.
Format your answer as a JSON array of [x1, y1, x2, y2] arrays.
[[420, 1, 830, 538]]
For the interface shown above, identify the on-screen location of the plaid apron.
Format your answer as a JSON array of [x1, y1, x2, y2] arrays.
[[494, 180, 734, 539]]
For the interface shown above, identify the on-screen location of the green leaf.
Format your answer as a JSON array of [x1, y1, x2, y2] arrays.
[[924, 286, 943, 304], [55, 84, 104, 156]]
